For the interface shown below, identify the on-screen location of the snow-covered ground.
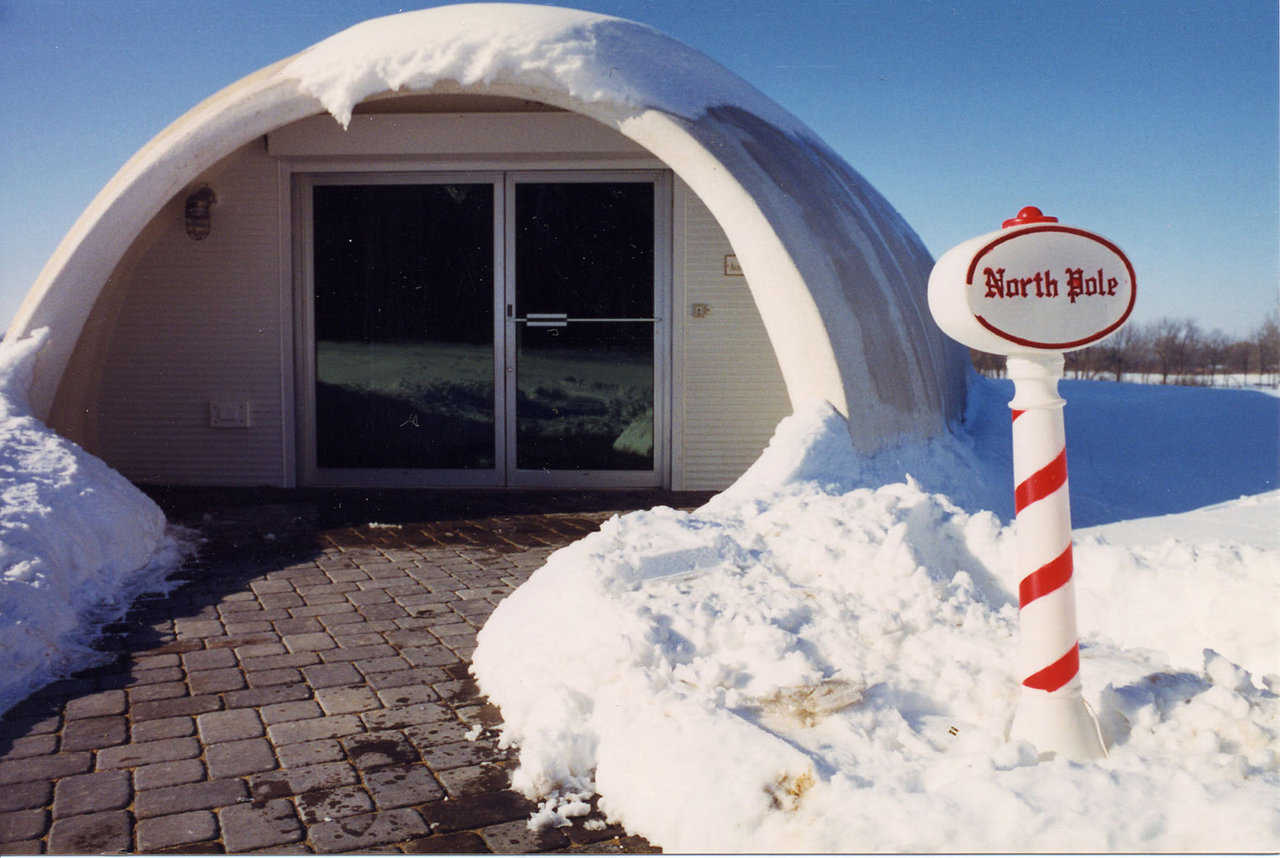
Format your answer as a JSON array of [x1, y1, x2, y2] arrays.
[[472, 373, 1280, 853], [0, 331, 188, 715], [1, 326, 1275, 850]]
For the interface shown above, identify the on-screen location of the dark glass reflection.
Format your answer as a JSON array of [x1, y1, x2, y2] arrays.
[[515, 183, 654, 318], [513, 181, 655, 472], [515, 323, 654, 471], [313, 184, 495, 469]]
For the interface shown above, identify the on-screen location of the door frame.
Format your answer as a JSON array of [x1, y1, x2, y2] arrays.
[[503, 170, 671, 489], [291, 167, 672, 489]]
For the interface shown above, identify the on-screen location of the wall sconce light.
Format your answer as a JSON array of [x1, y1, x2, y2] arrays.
[[184, 185, 217, 240]]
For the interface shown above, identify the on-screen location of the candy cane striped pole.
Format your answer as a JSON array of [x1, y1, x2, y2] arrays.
[[1005, 354, 1107, 760]]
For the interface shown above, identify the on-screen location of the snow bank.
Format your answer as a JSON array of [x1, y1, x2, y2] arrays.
[[283, 4, 801, 131], [0, 331, 186, 715], [473, 390, 1280, 852]]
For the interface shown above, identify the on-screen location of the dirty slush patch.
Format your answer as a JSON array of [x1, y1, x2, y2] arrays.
[[0, 488, 707, 853]]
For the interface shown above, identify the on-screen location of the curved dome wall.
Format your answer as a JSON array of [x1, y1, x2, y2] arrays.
[[7, 4, 965, 455]]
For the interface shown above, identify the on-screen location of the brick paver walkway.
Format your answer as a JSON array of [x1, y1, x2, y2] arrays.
[[0, 489, 710, 854]]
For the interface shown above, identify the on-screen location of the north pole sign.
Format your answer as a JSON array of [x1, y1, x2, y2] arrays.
[[928, 206, 1135, 354], [927, 206, 1137, 761]]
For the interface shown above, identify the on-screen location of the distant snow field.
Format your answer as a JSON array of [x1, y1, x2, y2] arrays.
[[473, 375, 1279, 853]]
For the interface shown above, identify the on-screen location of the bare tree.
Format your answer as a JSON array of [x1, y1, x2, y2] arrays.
[[1226, 338, 1254, 384], [969, 349, 1005, 377], [1093, 323, 1146, 382], [1202, 329, 1230, 386], [1257, 310, 1280, 386], [965, 313, 1276, 388]]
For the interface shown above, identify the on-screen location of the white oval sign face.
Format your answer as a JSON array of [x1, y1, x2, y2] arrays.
[[965, 226, 1136, 350]]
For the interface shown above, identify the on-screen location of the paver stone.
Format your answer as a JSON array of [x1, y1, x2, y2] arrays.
[[134, 777, 248, 819], [131, 715, 195, 743], [301, 663, 362, 688], [218, 798, 304, 852], [187, 667, 246, 694], [135, 810, 218, 852], [0, 751, 91, 785], [480, 817, 571, 853], [52, 770, 131, 818], [341, 731, 419, 771], [294, 785, 375, 825], [61, 715, 127, 751], [251, 761, 357, 800], [261, 700, 321, 725], [0, 733, 57, 759], [0, 780, 52, 813], [401, 831, 490, 853], [419, 790, 537, 833], [308, 808, 429, 853], [362, 764, 444, 808], [315, 686, 380, 715], [182, 648, 237, 671], [197, 708, 264, 742], [47, 810, 131, 853], [206, 737, 278, 778], [97, 736, 200, 769], [0, 808, 47, 842], [267, 711, 363, 745], [276, 739, 344, 769], [0, 837, 42, 854], [360, 702, 452, 730], [133, 758, 206, 791], [63, 690, 126, 720]]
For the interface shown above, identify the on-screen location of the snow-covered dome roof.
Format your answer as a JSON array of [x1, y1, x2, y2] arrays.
[[8, 3, 965, 449]]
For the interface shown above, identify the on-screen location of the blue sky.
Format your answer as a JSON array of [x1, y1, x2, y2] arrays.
[[1, 0, 1275, 336]]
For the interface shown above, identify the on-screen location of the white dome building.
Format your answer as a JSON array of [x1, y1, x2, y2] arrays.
[[6, 4, 965, 490]]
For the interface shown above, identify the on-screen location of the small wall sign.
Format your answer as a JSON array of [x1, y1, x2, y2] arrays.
[[928, 207, 1135, 354], [723, 254, 744, 277]]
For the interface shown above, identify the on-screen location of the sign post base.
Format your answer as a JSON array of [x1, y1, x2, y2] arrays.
[[1011, 689, 1107, 761]]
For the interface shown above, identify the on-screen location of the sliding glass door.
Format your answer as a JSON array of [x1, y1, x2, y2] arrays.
[[297, 170, 666, 487]]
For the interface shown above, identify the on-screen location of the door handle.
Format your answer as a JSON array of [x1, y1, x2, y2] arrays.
[[518, 312, 568, 328]]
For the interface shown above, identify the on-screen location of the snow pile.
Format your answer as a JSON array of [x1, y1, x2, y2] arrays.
[[0, 331, 186, 715], [473, 394, 1279, 852], [284, 3, 799, 130]]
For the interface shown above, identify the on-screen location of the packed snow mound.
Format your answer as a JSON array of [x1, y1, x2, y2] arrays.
[[0, 331, 186, 715], [472, 399, 1280, 852], [283, 3, 800, 130]]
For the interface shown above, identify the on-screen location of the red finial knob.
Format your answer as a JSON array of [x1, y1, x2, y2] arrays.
[[1002, 206, 1059, 228]]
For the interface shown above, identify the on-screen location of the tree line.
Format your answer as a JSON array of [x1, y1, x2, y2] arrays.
[[970, 311, 1280, 386]]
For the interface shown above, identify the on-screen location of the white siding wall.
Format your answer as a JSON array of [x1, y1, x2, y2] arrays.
[[674, 180, 791, 490], [88, 142, 287, 485]]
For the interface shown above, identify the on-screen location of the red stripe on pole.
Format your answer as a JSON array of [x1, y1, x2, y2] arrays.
[[1011, 409, 1026, 422], [1014, 449, 1068, 513], [1023, 642, 1080, 692], [1019, 545, 1073, 607]]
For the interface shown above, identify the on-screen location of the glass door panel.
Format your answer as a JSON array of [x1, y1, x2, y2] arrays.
[[312, 182, 497, 471], [510, 180, 659, 479], [515, 322, 655, 471]]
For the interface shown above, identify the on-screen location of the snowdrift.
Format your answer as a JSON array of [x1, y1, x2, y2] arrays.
[[0, 331, 185, 715], [472, 382, 1280, 852]]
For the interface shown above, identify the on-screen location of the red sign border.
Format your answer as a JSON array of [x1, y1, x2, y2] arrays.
[[964, 225, 1137, 350]]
